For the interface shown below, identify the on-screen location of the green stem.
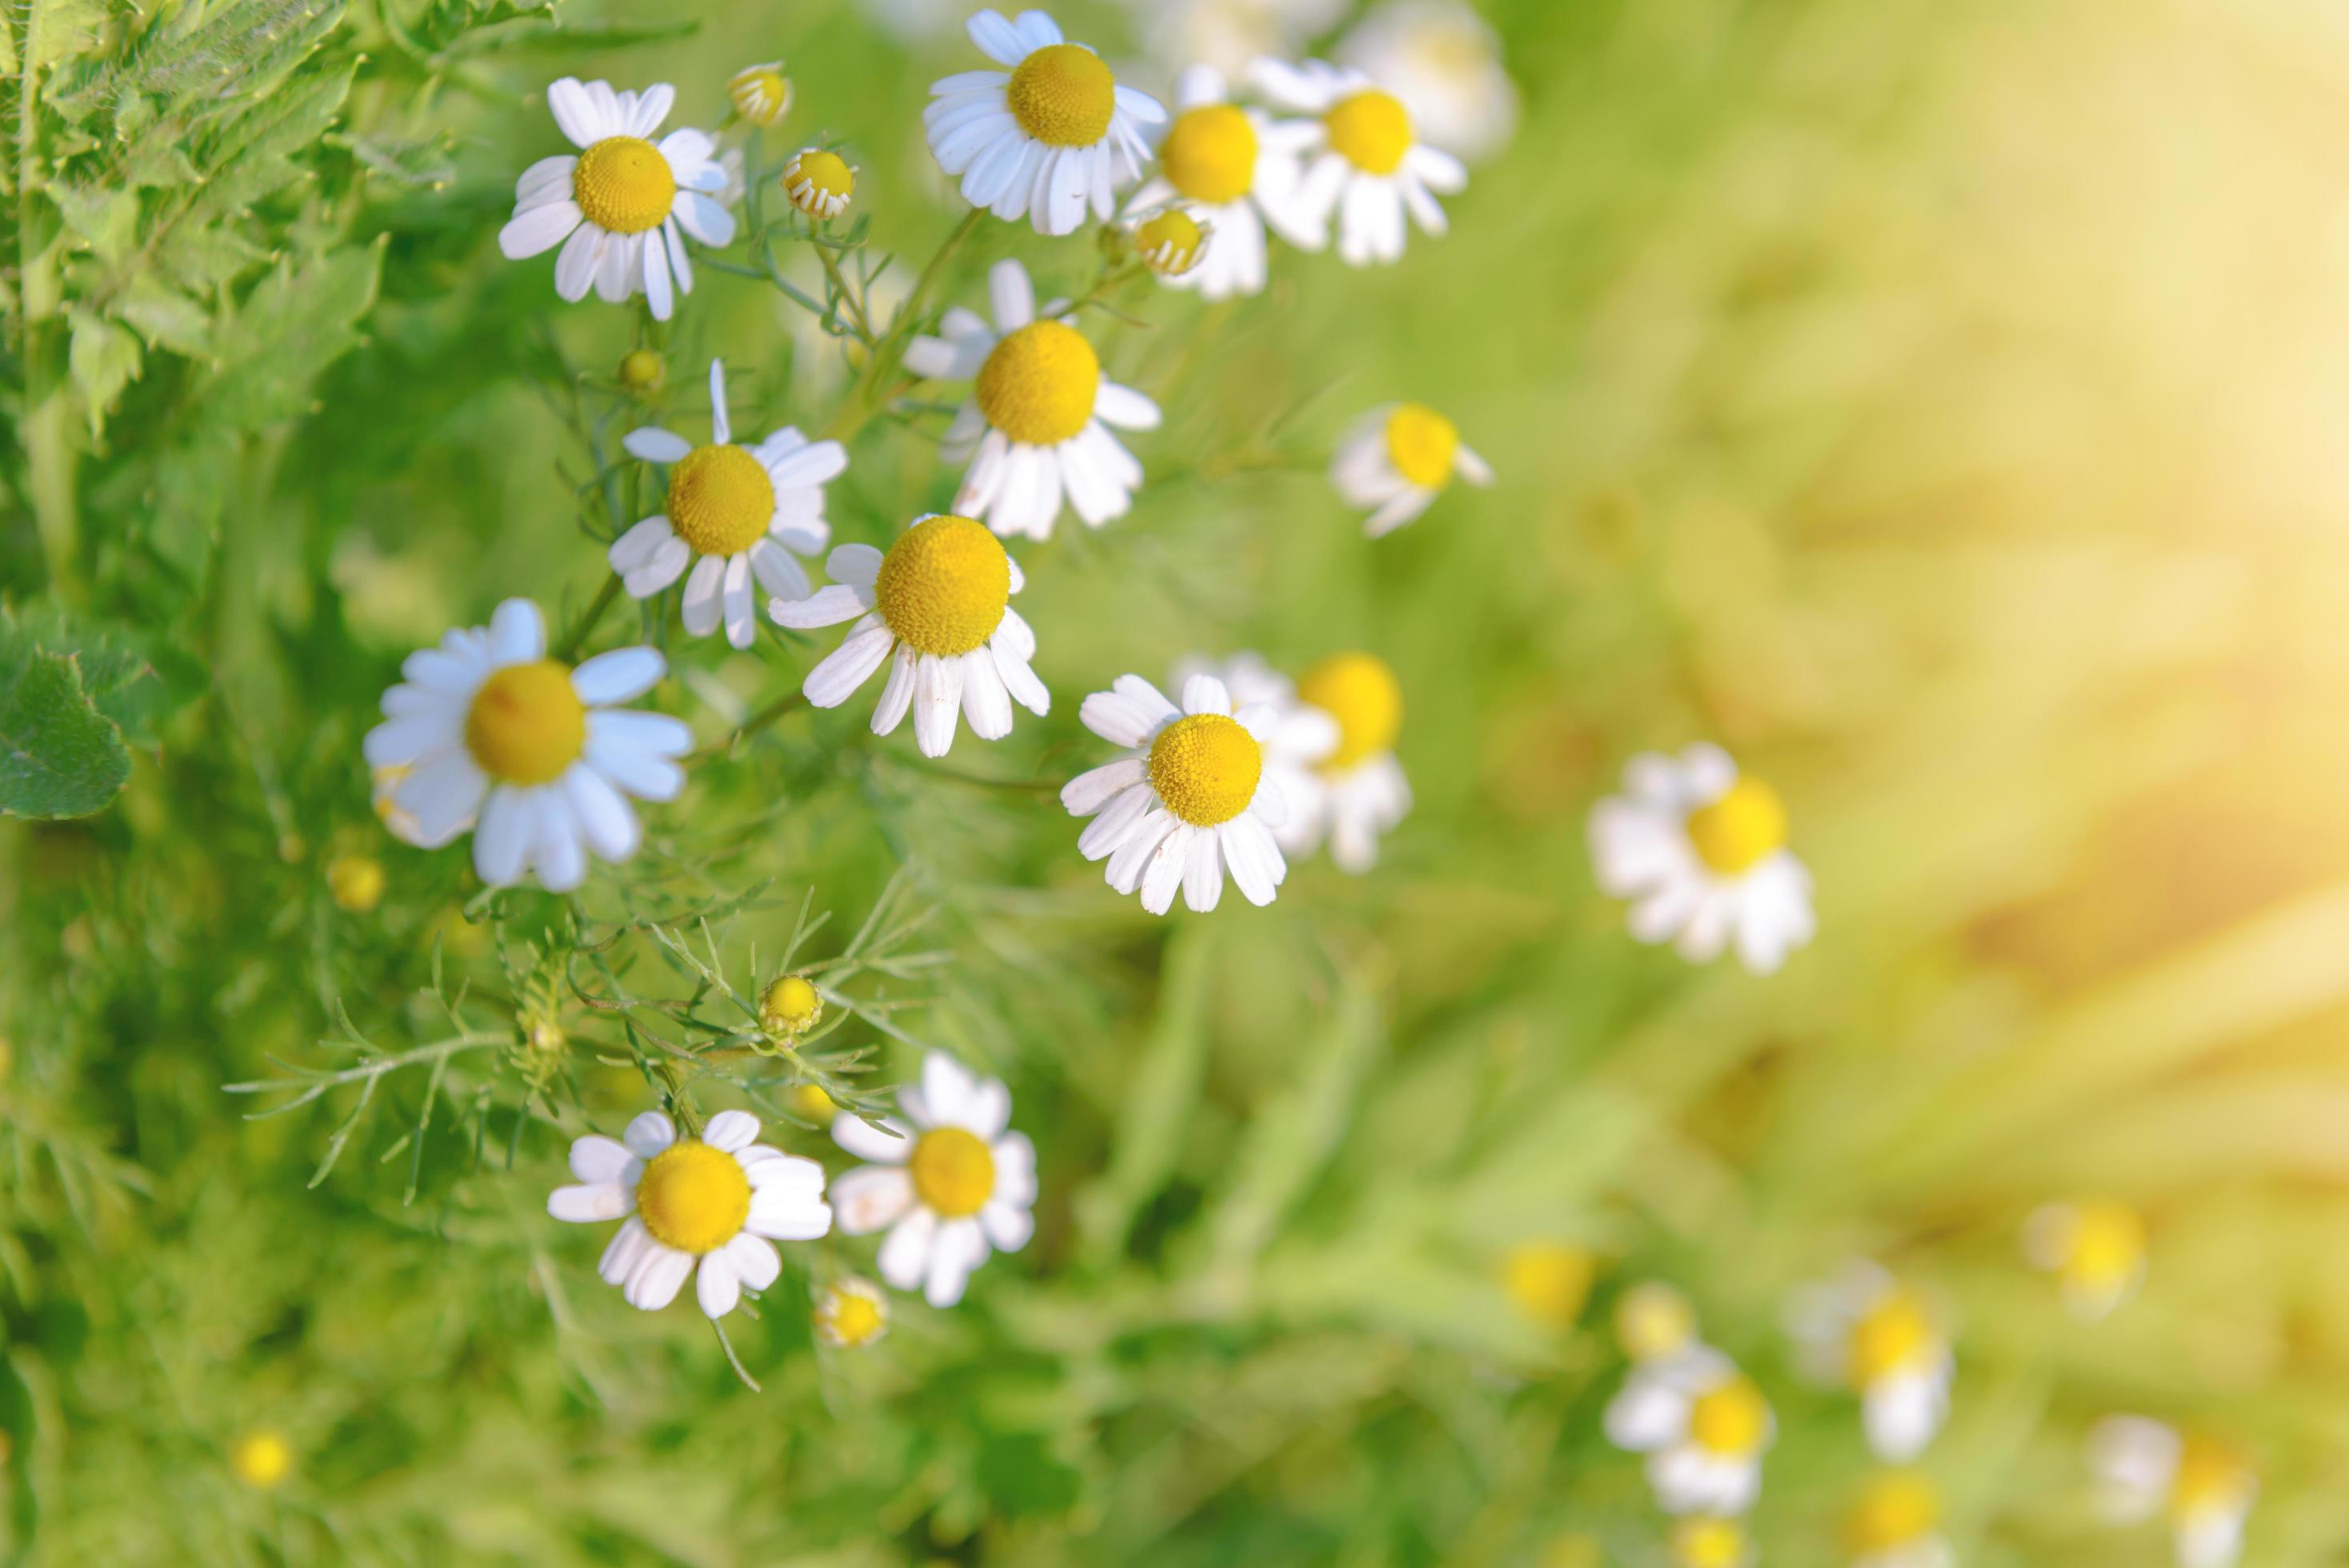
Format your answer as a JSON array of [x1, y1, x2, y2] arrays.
[[822, 206, 983, 445], [17, 0, 78, 604], [702, 690, 806, 758], [555, 575, 622, 662]]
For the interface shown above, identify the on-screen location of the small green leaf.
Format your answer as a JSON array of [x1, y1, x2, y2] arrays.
[[50, 182, 139, 266], [118, 275, 212, 356], [0, 647, 131, 820], [2, 606, 177, 747], [67, 310, 142, 437]]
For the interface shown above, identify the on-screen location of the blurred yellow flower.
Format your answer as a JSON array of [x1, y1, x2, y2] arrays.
[[762, 974, 825, 1039], [1133, 208, 1207, 276], [2023, 1198, 2147, 1320], [230, 1430, 292, 1490], [1607, 1347, 1775, 1514], [1501, 1241, 1593, 1330], [814, 1276, 890, 1349], [325, 852, 384, 914], [1330, 401, 1492, 538], [618, 348, 666, 394], [2091, 1417, 2256, 1568], [729, 62, 792, 128], [1787, 1262, 1951, 1462], [1672, 1516, 1752, 1568], [788, 1082, 838, 1123], [1615, 1280, 1698, 1364], [1844, 1470, 1949, 1567]]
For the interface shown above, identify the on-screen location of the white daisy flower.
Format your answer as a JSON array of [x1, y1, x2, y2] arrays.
[[905, 258, 1162, 541], [829, 1050, 1037, 1308], [1588, 742, 1817, 975], [1844, 1471, 1955, 1568], [1331, 401, 1493, 537], [1671, 1518, 1754, 1568], [1787, 1261, 1954, 1464], [362, 599, 690, 892], [1247, 56, 1467, 265], [922, 9, 1165, 237], [1170, 653, 1341, 860], [2091, 1418, 2257, 1568], [1604, 1345, 1776, 1516], [2023, 1198, 2147, 1321], [770, 513, 1050, 757], [608, 359, 845, 650], [495, 78, 735, 322], [1065, 672, 1291, 914], [1335, 0, 1519, 165], [1123, 65, 1303, 300], [782, 148, 857, 219], [547, 1107, 833, 1319], [813, 1277, 891, 1348], [1286, 651, 1412, 872]]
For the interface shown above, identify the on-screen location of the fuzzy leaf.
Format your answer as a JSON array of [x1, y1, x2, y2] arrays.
[[68, 311, 142, 436], [117, 274, 212, 355], [50, 182, 140, 266], [0, 647, 130, 820], [2, 606, 177, 747]]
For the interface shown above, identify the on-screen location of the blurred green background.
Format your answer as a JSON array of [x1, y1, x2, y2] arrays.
[[9, 0, 2349, 1561]]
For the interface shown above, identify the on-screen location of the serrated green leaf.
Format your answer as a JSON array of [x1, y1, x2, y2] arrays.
[[186, 58, 354, 225], [68, 310, 142, 437], [117, 274, 211, 355], [2, 606, 178, 747], [25, 0, 107, 73], [0, 646, 130, 820], [50, 182, 139, 267], [205, 242, 381, 430]]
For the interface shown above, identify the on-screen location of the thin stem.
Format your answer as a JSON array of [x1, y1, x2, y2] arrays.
[[556, 575, 623, 662], [702, 690, 807, 758], [823, 206, 983, 445]]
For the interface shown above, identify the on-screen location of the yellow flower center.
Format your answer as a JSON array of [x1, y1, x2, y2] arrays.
[[1501, 1242, 1593, 1330], [821, 1286, 886, 1346], [618, 348, 666, 393], [1136, 209, 1207, 274], [1324, 88, 1414, 174], [1687, 1376, 1769, 1456], [1849, 1289, 1935, 1386], [2062, 1199, 2146, 1294], [1615, 1282, 1697, 1362], [785, 149, 855, 214], [665, 444, 776, 558], [634, 1139, 752, 1254], [909, 1126, 996, 1218], [1148, 713, 1263, 827], [572, 135, 676, 235], [787, 1082, 837, 1122], [1671, 1518, 1747, 1568], [1846, 1472, 1940, 1552], [1384, 402, 1460, 489], [974, 320, 1100, 446], [1006, 42, 1117, 147], [1162, 102, 1259, 203], [2171, 1436, 2249, 1520], [465, 661, 586, 786], [1296, 652, 1403, 772], [326, 854, 386, 914], [230, 1431, 293, 1490], [729, 63, 792, 127], [874, 514, 1011, 658], [761, 974, 823, 1037], [1683, 776, 1787, 877]]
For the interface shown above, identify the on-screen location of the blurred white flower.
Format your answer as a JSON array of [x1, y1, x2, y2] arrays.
[[1606, 1345, 1776, 1515], [1786, 1261, 1953, 1463], [2091, 1417, 2257, 1568], [2023, 1198, 2147, 1320], [1064, 672, 1291, 914], [1335, 0, 1519, 164], [1670, 1517, 1753, 1568], [548, 1109, 833, 1318], [1248, 57, 1467, 265], [905, 258, 1162, 541], [1122, 0, 1344, 79], [362, 600, 688, 892], [923, 9, 1165, 236], [496, 78, 734, 322], [610, 358, 845, 649], [813, 1277, 891, 1348], [771, 514, 1050, 758], [1331, 400, 1493, 537], [830, 1051, 1038, 1308], [1844, 1471, 1955, 1568], [1588, 743, 1815, 974], [1287, 652, 1412, 871]]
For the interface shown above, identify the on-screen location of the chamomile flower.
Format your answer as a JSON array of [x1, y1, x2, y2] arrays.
[[1169, 651, 1339, 846], [923, 10, 1165, 236], [1589, 743, 1817, 975], [1130, 206, 1208, 277], [1123, 66, 1302, 300], [1336, 1, 1520, 164], [829, 1050, 1037, 1308], [782, 148, 857, 218], [1286, 652, 1412, 871], [610, 359, 845, 649], [1331, 401, 1493, 537], [496, 78, 734, 321], [814, 1277, 890, 1348], [906, 258, 1162, 540], [548, 1108, 834, 1319], [1606, 1346, 1776, 1515], [1617, 1281, 1701, 1364], [760, 974, 824, 1040], [1063, 672, 1291, 914], [1845, 1471, 1955, 1568], [1247, 57, 1467, 265], [1671, 1518, 1753, 1568], [2023, 1198, 2147, 1320], [2091, 1418, 2257, 1568], [770, 514, 1050, 757], [729, 62, 792, 128], [1787, 1262, 1954, 1463], [362, 600, 689, 892], [1502, 1242, 1595, 1331]]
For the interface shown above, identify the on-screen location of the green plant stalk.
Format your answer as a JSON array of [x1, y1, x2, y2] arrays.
[[16, 0, 78, 605], [822, 205, 983, 445]]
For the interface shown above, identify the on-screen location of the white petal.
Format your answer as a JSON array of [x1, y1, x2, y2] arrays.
[[725, 1232, 782, 1292], [830, 1164, 917, 1234], [831, 1111, 914, 1164], [570, 646, 664, 705], [547, 1182, 632, 1222], [499, 200, 582, 259], [878, 1208, 938, 1291], [694, 1251, 741, 1318], [622, 1110, 678, 1158], [704, 1108, 761, 1152], [568, 1134, 634, 1184], [486, 598, 546, 663], [623, 426, 691, 464]]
